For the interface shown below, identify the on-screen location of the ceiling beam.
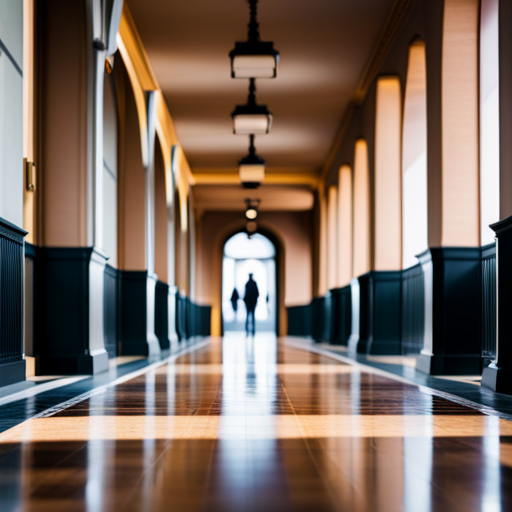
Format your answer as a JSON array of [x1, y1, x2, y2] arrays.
[[192, 171, 320, 189]]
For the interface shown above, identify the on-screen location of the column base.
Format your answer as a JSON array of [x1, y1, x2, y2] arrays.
[[168, 286, 179, 346], [286, 304, 312, 337], [118, 271, 161, 356], [358, 340, 402, 355], [0, 360, 26, 387], [104, 265, 120, 358], [37, 350, 109, 375], [357, 271, 402, 355], [416, 352, 482, 376], [311, 297, 325, 342], [322, 293, 333, 342], [0, 218, 27, 385], [481, 365, 512, 394], [329, 286, 351, 346], [347, 278, 360, 354], [34, 247, 110, 376], [155, 281, 171, 350], [416, 248, 482, 376]]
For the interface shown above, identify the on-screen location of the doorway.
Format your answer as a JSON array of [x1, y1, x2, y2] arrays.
[[222, 232, 276, 334]]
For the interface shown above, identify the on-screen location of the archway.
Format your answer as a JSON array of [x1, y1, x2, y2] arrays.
[[222, 232, 277, 335], [215, 224, 284, 337]]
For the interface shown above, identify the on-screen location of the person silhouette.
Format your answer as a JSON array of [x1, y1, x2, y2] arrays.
[[230, 288, 239, 321], [243, 273, 259, 336]]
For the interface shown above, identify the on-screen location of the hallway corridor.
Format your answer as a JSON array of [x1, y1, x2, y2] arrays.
[[1, 335, 512, 512]]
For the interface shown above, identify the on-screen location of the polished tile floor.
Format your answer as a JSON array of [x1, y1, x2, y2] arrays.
[[1, 334, 512, 511]]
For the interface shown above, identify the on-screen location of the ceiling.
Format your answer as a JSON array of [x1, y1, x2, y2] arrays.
[[126, 0, 397, 177], [193, 185, 314, 211]]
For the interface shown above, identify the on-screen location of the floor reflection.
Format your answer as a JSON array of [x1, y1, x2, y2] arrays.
[[0, 335, 512, 511]]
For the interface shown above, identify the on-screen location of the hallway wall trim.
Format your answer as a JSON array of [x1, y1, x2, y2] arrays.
[[0, 218, 27, 387], [32, 246, 109, 375], [104, 264, 120, 358], [416, 247, 482, 375], [118, 270, 161, 357], [288, 244, 496, 378]]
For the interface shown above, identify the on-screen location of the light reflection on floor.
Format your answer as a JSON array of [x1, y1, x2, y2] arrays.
[[0, 334, 511, 511]]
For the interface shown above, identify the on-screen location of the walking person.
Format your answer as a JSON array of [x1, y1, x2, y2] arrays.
[[230, 288, 239, 321], [243, 273, 259, 336]]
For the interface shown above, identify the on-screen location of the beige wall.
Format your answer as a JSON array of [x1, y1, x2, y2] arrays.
[[374, 77, 401, 270], [117, 63, 146, 271], [337, 165, 352, 287], [39, 0, 88, 246], [352, 139, 370, 277], [441, 0, 480, 246]]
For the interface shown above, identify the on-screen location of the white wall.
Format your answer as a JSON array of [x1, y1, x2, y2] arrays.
[[103, 73, 118, 266], [480, 0, 500, 245], [0, 1, 23, 227], [402, 41, 428, 269]]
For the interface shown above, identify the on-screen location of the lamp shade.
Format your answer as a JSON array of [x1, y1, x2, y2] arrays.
[[229, 41, 279, 79], [239, 163, 265, 184], [231, 103, 273, 135], [245, 207, 258, 220], [238, 135, 265, 188]]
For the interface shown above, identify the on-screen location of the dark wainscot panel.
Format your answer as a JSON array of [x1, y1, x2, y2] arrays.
[[174, 292, 210, 340], [155, 281, 170, 350], [417, 248, 482, 375], [34, 247, 109, 375], [0, 218, 27, 386], [24, 243, 36, 363], [186, 297, 195, 338], [401, 264, 425, 355], [329, 286, 351, 345], [481, 243, 496, 368], [322, 292, 333, 342], [311, 297, 325, 342], [357, 271, 402, 355], [104, 264, 119, 358], [118, 271, 160, 356], [483, 218, 512, 393], [175, 291, 188, 341], [189, 302, 211, 338], [287, 304, 312, 337]]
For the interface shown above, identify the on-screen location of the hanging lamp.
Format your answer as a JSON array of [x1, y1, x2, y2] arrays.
[[244, 198, 260, 219], [239, 135, 265, 188], [229, 0, 279, 79], [231, 79, 273, 135]]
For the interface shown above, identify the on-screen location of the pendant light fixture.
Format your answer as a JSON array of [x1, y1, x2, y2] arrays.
[[231, 79, 273, 135], [246, 220, 258, 237], [244, 198, 260, 219], [239, 135, 265, 188], [229, 0, 279, 79]]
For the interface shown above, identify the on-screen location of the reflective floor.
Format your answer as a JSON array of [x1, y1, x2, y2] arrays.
[[2, 334, 512, 511]]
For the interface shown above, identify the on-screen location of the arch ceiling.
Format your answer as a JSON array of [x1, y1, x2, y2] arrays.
[[126, 0, 397, 182], [224, 232, 275, 259]]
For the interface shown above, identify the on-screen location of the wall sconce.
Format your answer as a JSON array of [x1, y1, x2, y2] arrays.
[[231, 79, 273, 135], [239, 135, 265, 188], [25, 160, 36, 192], [229, 0, 279, 79]]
